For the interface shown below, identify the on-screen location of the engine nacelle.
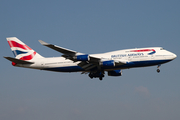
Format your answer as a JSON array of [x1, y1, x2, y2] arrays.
[[108, 70, 122, 76], [100, 60, 115, 67], [74, 55, 89, 61]]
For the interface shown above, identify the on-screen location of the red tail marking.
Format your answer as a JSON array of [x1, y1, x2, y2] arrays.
[[8, 41, 32, 50], [20, 51, 36, 60]]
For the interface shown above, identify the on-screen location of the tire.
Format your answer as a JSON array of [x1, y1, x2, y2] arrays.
[[157, 69, 160, 73]]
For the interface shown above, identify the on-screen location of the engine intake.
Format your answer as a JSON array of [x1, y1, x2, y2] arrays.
[[108, 70, 122, 76]]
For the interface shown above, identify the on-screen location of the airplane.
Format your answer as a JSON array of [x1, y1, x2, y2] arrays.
[[4, 37, 177, 80]]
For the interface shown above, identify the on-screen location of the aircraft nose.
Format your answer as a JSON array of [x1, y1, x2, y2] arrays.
[[173, 53, 177, 59], [167, 51, 177, 60]]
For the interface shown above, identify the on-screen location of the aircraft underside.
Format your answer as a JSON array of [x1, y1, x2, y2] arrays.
[[42, 59, 172, 80]]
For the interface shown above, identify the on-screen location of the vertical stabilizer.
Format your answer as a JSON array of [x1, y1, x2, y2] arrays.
[[6, 37, 44, 61]]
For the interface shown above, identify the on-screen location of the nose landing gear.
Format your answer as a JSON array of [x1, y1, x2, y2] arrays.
[[157, 65, 161, 73]]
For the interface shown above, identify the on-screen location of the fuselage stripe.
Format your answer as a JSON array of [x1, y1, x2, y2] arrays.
[[130, 49, 155, 52]]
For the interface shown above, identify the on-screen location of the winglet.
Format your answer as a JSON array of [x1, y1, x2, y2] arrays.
[[38, 40, 49, 46]]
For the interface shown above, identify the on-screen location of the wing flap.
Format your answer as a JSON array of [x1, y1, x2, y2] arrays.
[[114, 60, 127, 65], [89, 56, 101, 62], [78, 62, 97, 71]]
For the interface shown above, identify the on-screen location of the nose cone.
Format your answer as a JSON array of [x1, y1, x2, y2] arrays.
[[172, 53, 177, 59], [165, 50, 177, 60]]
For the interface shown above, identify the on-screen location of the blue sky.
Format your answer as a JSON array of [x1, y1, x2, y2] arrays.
[[0, 0, 180, 120]]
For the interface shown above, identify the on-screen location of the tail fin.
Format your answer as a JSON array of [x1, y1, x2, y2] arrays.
[[6, 37, 44, 61]]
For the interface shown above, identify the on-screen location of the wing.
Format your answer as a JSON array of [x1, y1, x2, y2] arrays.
[[38, 40, 77, 55], [38, 40, 126, 71], [39, 40, 100, 61]]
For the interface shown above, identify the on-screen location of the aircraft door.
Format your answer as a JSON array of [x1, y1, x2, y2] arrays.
[[41, 61, 44, 68], [151, 54, 154, 59]]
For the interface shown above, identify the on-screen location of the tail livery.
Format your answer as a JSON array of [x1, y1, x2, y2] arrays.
[[5, 37, 43, 66]]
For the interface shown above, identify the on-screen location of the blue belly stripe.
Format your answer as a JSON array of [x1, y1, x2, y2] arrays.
[[43, 66, 84, 72], [42, 60, 172, 72]]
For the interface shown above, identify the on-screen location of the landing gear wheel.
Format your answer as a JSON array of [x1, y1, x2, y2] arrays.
[[89, 74, 93, 79], [99, 77, 103, 80], [157, 69, 160, 73]]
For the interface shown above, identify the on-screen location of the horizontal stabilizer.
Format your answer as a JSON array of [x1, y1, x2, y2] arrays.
[[4, 57, 34, 64]]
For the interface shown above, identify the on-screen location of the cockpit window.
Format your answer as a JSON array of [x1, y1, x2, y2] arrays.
[[160, 48, 165, 50]]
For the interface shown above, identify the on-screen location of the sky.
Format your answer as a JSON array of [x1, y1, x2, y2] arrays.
[[0, 0, 180, 120]]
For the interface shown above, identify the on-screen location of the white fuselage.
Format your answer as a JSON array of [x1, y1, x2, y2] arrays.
[[16, 47, 177, 72]]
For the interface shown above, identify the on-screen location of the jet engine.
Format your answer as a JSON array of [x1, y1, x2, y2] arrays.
[[108, 70, 122, 76], [100, 60, 115, 67], [74, 55, 89, 61]]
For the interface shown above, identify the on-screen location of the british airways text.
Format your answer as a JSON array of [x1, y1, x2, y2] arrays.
[[111, 53, 144, 58]]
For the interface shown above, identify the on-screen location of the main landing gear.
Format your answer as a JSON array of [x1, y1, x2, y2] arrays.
[[157, 65, 161, 73], [89, 71, 104, 80]]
